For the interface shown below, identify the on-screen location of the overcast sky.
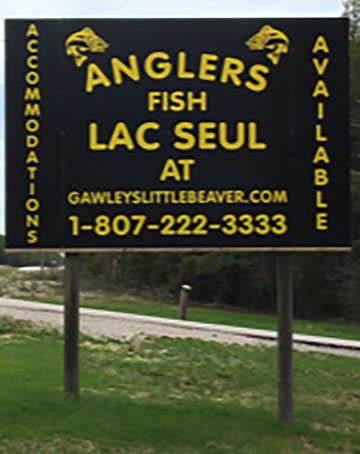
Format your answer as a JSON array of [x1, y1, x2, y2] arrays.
[[0, 0, 345, 235]]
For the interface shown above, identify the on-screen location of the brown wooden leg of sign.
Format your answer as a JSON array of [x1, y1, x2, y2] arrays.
[[64, 253, 80, 398], [276, 252, 293, 421]]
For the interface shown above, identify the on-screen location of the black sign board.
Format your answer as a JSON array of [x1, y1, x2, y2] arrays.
[[5, 19, 350, 251]]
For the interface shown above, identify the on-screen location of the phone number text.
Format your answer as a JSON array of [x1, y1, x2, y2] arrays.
[[68, 213, 288, 237]]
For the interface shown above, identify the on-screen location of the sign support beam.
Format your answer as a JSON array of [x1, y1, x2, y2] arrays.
[[276, 252, 293, 421], [64, 252, 80, 398]]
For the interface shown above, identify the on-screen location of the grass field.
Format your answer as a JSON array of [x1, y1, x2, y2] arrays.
[[0, 316, 360, 453], [40, 295, 360, 341]]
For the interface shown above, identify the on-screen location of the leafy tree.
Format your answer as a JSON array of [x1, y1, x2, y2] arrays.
[[343, 0, 360, 168], [343, 0, 360, 39]]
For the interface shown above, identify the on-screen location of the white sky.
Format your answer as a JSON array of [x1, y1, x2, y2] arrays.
[[0, 0, 345, 235]]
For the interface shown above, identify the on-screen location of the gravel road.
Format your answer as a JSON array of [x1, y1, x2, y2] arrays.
[[1, 298, 360, 358]]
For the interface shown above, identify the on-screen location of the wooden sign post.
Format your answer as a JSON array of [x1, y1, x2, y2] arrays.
[[276, 252, 293, 421], [64, 253, 80, 398]]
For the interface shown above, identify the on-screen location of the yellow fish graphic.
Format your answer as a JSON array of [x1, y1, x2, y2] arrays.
[[65, 27, 109, 67], [246, 25, 289, 65]]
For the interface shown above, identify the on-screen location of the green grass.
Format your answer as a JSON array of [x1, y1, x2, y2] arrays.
[[0, 316, 360, 453], [39, 295, 360, 341]]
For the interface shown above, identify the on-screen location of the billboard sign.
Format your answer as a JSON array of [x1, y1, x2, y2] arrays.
[[5, 19, 350, 251]]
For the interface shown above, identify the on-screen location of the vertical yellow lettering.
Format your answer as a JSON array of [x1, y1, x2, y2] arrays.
[[29, 182, 36, 196], [26, 150, 40, 164], [317, 102, 324, 120], [315, 124, 328, 142], [314, 168, 329, 186], [26, 135, 39, 148], [26, 24, 40, 37], [25, 198, 40, 211], [316, 191, 328, 208], [27, 55, 39, 69], [26, 214, 40, 228], [27, 167, 38, 179], [27, 230, 38, 244], [316, 213, 328, 230], [24, 103, 41, 116], [26, 39, 38, 53], [312, 58, 329, 76], [312, 80, 330, 98], [24, 87, 41, 101], [313, 146, 330, 164], [312, 36, 330, 53]]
